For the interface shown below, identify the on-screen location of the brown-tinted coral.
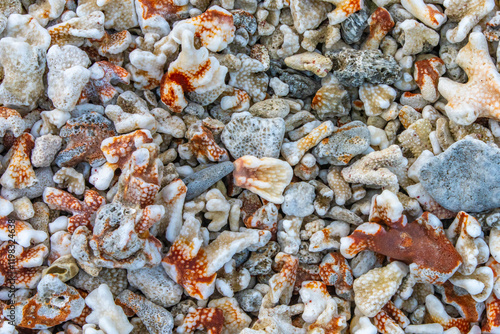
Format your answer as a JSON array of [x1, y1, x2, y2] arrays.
[[0, 133, 36, 189], [341, 190, 462, 284], [55, 112, 116, 168]]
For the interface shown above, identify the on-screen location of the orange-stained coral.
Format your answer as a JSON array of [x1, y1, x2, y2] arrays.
[[170, 5, 235, 52], [362, 7, 394, 50], [373, 307, 405, 334], [268, 253, 299, 304], [113, 142, 162, 208], [0, 242, 48, 289], [4, 274, 85, 329], [136, 0, 189, 21], [177, 307, 225, 334], [160, 30, 227, 113], [319, 252, 354, 296], [414, 57, 446, 103], [180, 123, 229, 164], [438, 281, 483, 321], [325, 0, 364, 25], [233, 156, 293, 204], [43, 188, 105, 233], [208, 297, 252, 333], [341, 191, 462, 284], [426, 294, 471, 333], [239, 191, 279, 234], [93, 30, 132, 56], [90, 129, 154, 192], [162, 215, 271, 300], [0, 133, 36, 189], [55, 112, 117, 168], [79, 61, 130, 104], [0, 106, 25, 137], [483, 294, 500, 333]]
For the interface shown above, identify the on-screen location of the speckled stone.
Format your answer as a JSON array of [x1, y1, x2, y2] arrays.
[[183, 161, 234, 201], [248, 98, 290, 118], [313, 121, 371, 165], [326, 48, 402, 87], [419, 138, 500, 212], [278, 71, 321, 99], [235, 289, 263, 313], [341, 8, 370, 44], [282, 182, 315, 217], [243, 241, 280, 275]]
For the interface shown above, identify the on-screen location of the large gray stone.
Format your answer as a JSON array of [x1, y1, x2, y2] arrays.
[[419, 138, 500, 212]]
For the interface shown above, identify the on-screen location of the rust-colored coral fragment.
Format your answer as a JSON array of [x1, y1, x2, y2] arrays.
[[177, 307, 225, 334], [43, 188, 105, 233], [341, 191, 462, 284], [0, 242, 48, 289], [184, 124, 229, 163], [319, 252, 354, 295], [363, 7, 394, 50], [0, 133, 36, 189], [414, 57, 446, 102], [483, 294, 500, 333]]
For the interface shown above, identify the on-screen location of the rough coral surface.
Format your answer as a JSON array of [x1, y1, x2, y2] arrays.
[[0, 1, 500, 333]]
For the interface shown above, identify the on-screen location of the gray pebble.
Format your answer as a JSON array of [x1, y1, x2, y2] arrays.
[[419, 137, 500, 212], [235, 289, 263, 313], [282, 182, 315, 217], [183, 162, 234, 201], [243, 241, 280, 275]]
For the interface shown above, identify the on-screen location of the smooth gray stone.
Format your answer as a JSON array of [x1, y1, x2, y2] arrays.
[[183, 161, 234, 200], [419, 138, 500, 212]]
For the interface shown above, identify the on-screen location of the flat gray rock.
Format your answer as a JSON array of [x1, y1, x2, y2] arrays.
[[419, 138, 500, 212]]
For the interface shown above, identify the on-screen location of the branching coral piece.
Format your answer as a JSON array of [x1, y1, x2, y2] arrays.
[[444, 0, 494, 43], [162, 215, 271, 299], [401, 0, 446, 29], [179, 123, 229, 163], [319, 252, 354, 296], [0, 217, 47, 247], [341, 145, 407, 193], [233, 155, 293, 204], [282, 121, 335, 166], [438, 32, 500, 125], [414, 57, 446, 102], [394, 19, 440, 56], [340, 190, 462, 284], [53, 167, 86, 196], [0, 133, 36, 189], [0, 242, 48, 289], [43, 188, 105, 233], [425, 294, 471, 333], [48, 11, 105, 47], [160, 30, 228, 113]]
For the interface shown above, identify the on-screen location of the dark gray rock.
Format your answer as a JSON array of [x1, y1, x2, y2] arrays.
[[243, 241, 280, 275], [278, 71, 321, 99], [341, 8, 370, 44], [419, 138, 500, 212], [326, 48, 402, 87], [235, 289, 263, 313], [313, 121, 371, 165], [183, 162, 234, 200]]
